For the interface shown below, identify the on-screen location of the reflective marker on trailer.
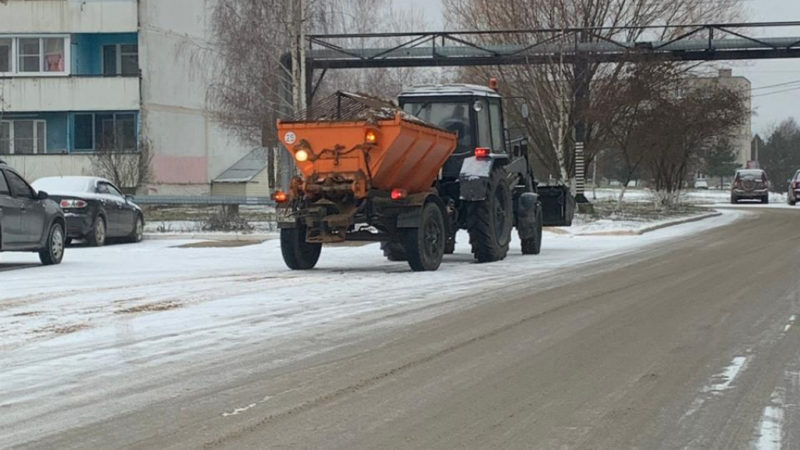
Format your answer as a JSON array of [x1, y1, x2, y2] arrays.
[[390, 188, 407, 201]]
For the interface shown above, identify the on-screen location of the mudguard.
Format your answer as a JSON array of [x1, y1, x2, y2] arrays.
[[516, 192, 539, 240], [458, 156, 495, 201]]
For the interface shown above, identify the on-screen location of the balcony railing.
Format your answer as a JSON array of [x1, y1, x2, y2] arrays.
[[0, 76, 140, 112]]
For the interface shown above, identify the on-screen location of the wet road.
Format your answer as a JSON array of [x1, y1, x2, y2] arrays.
[[6, 208, 800, 449]]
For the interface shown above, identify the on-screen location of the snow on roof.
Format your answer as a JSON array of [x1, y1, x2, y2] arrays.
[[213, 148, 269, 183], [399, 83, 502, 98]]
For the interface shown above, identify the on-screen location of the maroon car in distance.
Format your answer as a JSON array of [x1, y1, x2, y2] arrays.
[[788, 169, 800, 206]]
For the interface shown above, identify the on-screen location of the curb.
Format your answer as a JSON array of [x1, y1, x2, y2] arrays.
[[547, 211, 723, 237], [633, 212, 722, 235], [143, 233, 278, 241]]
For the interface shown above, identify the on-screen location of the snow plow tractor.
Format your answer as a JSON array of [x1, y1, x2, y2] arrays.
[[275, 84, 554, 271]]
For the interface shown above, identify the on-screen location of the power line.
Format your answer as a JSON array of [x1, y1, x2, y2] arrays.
[[752, 85, 800, 97], [751, 79, 800, 90]]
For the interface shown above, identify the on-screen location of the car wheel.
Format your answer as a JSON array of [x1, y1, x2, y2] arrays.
[[762, 195, 769, 204], [730, 195, 738, 204], [128, 215, 144, 243], [87, 215, 107, 247], [39, 222, 65, 265], [790, 198, 797, 206]]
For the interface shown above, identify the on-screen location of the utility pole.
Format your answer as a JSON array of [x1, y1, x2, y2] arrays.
[[281, 0, 307, 189]]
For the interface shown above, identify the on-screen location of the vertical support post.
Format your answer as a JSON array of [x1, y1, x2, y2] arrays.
[[575, 141, 586, 199], [573, 52, 590, 204]]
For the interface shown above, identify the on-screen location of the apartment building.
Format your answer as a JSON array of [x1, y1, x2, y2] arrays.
[[0, 0, 251, 194]]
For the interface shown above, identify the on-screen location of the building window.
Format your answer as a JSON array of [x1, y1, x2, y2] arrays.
[[103, 44, 138, 76], [0, 38, 11, 73], [0, 120, 47, 154], [0, 36, 69, 75], [74, 113, 137, 152]]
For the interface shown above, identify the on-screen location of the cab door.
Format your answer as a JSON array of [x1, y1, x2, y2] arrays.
[[0, 170, 23, 247]]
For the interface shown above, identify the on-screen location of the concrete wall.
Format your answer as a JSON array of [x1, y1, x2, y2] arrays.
[[210, 170, 270, 197], [0, 76, 139, 112], [139, 0, 252, 194], [3, 154, 94, 182], [0, 0, 137, 34]]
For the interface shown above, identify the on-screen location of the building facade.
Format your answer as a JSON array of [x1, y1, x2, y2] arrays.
[[0, 0, 251, 194], [686, 68, 753, 168]]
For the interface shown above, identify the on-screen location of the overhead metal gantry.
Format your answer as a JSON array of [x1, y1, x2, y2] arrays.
[[283, 22, 800, 200], [306, 21, 800, 69]]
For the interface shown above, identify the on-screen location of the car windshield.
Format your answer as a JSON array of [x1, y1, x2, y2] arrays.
[[32, 177, 93, 193]]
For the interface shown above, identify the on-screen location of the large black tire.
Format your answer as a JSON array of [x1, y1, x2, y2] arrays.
[[381, 241, 407, 261], [403, 202, 445, 272], [468, 167, 513, 262], [128, 214, 144, 243], [730, 195, 738, 204], [790, 198, 797, 206], [86, 215, 106, 247], [761, 195, 769, 204], [39, 222, 65, 265], [521, 204, 543, 255], [280, 225, 321, 270]]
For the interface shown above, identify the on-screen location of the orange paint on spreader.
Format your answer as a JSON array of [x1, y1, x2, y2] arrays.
[[277, 113, 457, 199]]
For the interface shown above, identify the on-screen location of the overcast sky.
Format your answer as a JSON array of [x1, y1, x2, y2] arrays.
[[399, 0, 800, 136]]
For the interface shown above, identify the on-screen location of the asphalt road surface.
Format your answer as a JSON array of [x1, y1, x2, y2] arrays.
[[6, 208, 800, 449]]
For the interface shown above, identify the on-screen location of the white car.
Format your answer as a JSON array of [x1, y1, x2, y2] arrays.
[[694, 179, 708, 190]]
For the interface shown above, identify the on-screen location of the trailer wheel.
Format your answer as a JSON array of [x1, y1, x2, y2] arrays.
[[468, 167, 513, 262], [403, 202, 445, 271], [280, 225, 321, 270], [380, 241, 407, 261], [521, 203, 543, 255]]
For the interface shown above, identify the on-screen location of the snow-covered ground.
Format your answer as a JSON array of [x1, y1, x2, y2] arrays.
[[0, 210, 746, 410]]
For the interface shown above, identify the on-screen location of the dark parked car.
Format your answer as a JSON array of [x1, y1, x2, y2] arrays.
[[32, 176, 144, 246], [731, 169, 770, 204], [788, 170, 800, 206], [0, 160, 66, 265]]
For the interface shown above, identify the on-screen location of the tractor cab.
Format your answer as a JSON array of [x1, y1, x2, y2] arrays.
[[398, 84, 507, 180]]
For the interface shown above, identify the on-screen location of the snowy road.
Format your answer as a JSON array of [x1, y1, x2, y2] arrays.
[[1, 206, 799, 448]]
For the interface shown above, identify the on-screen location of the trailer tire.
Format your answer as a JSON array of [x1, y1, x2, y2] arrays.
[[280, 225, 321, 270], [381, 241, 407, 261], [403, 202, 445, 271], [468, 167, 513, 262], [521, 203, 543, 255]]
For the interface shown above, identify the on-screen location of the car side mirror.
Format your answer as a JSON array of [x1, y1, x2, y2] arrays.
[[125, 194, 134, 202], [37, 190, 49, 200]]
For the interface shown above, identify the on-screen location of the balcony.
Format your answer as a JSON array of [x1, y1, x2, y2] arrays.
[[0, 76, 139, 112], [0, 0, 137, 34]]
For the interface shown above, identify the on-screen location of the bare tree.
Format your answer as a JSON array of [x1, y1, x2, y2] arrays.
[[640, 83, 748, 206], [90, 139, 154, 193], [444, 0, 741, 187]]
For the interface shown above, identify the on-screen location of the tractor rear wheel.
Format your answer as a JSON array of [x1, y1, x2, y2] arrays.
[[521, 203, 543, 255], [280, 224, 321, 270], [381, 241, 407, 261], [468, 167, 513, 262], [403, 202, 445, 271]]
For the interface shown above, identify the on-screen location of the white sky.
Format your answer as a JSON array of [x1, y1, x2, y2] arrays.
[[400, 0, 800, 135]]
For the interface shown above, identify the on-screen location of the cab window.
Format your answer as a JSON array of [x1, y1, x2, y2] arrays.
[[489, 100, 505, 153], [404, 102, 473, 150], [475, 99, 491, 149]]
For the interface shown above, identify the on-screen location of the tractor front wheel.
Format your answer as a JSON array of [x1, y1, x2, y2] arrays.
[[468, 167, 513, 262]]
